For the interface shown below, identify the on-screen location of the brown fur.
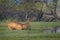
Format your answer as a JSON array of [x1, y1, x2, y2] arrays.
[[8, 18, 30, 30], [8, 22, 23, 30]]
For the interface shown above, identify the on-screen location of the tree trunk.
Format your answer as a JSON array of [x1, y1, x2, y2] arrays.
[[52, 0, 60, 21]]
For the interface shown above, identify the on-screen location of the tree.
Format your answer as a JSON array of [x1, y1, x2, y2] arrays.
[[52, 0, 60, 21], [36, 10, 43, 21], [45, 0, 60, 21]]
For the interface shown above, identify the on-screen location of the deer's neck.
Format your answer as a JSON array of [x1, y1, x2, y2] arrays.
[[26, 18, 30, 24]]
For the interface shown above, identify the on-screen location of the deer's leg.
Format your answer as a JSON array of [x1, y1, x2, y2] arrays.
[[12, 28, 16, 30]]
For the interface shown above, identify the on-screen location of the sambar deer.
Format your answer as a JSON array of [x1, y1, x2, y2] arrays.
[[8, 16, 31, 30]]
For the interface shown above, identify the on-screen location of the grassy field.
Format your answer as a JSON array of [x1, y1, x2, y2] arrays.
[[0, 22, 60, 40]]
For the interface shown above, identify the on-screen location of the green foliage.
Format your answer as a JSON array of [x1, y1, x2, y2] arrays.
[[58, 0, 60, 5], [35, 2, 42, 10], [0, 0, 9, 6]]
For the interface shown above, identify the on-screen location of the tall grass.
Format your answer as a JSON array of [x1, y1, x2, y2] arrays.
[[0, 22, 60, 40]]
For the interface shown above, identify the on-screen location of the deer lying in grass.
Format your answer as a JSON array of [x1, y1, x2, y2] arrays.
[[8, 18, 31, 30]]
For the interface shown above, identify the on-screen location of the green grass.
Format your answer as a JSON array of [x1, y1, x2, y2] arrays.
[[0, 22, 60, 40]]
